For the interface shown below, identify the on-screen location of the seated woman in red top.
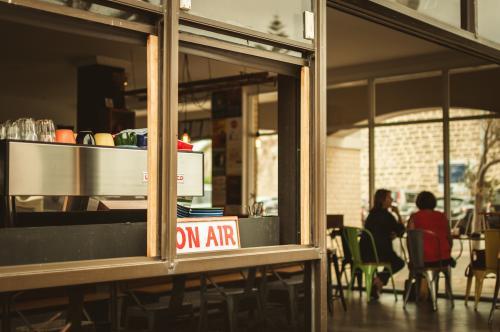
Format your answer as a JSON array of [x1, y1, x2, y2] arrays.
[[408, 191, 453, 267]]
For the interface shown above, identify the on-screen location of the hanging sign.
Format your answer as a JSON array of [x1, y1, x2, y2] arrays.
[[176, 217, 240, 254]]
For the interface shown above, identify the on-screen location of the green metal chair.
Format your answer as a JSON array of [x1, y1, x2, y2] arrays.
[[343, 226, 398, 302]]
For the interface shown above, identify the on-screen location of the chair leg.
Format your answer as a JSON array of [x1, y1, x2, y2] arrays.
[[288, 286, 299, 328], [1, 293, 11, 332], [327, 254, 334, 316], [332, 253, 347, 311], [364, 267, 376, 303], [465, 272, 473, 306], [388, 269, 398, 302], [424, 271, 437, 311], [255, 294, 265, 325], [341, 262, 350, 287], [403, 277, 414, 309], [348, 268, 356, 292], [489, 274, 500, 325], [474, 271, 486, 311], [226, 297, 237, 332], [444, 268, 455, 308], [356, 271, 363, 298], [198, 298, 208, 332]]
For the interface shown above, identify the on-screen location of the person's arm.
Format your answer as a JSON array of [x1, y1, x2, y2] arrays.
[[390, 205, 403, 224], [388, 208, 405, 236], [407, 213, 415, 230]]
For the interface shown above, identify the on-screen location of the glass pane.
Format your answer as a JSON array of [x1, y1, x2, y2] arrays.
[[0, 19, 149, 265], [327, 84, 368, 129], [256, 134, 278, 216], [478, 0, 500, 43], [451, 67, 500, 115], [176, 51, 299, 253], [450, 108, 495, 119], [188, 0, 313, 44], [179, 26, 303, 58], [327, 128, 368, 228], [40, 0, 154, 24], [449, 117, 500, 296], [375, 122, 443, 290], [383, 0, 461, 28], [375, 76, 442, 124]]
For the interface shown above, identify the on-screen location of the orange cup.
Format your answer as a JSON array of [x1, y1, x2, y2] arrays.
[[55, 129, 76, 144]]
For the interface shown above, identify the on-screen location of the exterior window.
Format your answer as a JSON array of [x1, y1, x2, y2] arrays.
[[384, 0, 461, 28], [186, 0, 313, 44], [477, 0, 500, 44], [327, 128, 369, 227]]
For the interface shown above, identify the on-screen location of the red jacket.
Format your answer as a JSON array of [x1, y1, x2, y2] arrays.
[[412, 210, 451, 263]]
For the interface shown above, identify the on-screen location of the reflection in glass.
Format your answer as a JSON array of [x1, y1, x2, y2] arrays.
[[375, 121, 443, 221], [375, 121, 443, 290], [384, 0, 461, 28], [40, 0, 155, 24], [478, 0, 500, 43], [449, 117, 500, 297], [179, 25, 303, 58], [188, 0, 313, 44], [377, 108, 442, 124]]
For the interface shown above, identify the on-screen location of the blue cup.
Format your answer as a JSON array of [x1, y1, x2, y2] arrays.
[[137, 133, 147, 148]]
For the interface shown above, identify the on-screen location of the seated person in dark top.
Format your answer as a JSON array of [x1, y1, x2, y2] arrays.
[[408, 191, 453, 267], [360, 189, 406, 297]]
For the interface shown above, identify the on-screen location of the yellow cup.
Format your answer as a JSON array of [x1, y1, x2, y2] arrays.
[[94, 133, 115, 146]]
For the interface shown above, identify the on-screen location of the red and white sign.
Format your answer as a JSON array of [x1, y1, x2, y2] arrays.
[[176, 217, 240, 254]]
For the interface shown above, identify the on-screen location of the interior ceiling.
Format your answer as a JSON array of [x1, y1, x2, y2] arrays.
[[327, 8, 446, 69], [0, 8, 480, 81]]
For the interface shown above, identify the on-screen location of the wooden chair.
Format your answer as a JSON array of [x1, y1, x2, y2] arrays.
[[489, 252, 500, 325], [404, 229, 454, 311], [466, 229, 500, 310]]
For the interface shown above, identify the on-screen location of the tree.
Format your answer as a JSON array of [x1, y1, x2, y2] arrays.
[[268, 15, 288, 53], [465, 119, 500, 231]]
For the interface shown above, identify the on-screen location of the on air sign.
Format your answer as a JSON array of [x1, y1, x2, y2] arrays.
[[176, 217, 240, 254]]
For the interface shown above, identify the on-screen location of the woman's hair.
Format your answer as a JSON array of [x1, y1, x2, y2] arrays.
[[371, 189, 391, 212], [416, 191, 437, 210]]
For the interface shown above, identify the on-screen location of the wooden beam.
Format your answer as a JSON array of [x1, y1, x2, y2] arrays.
[[147, 35, 159, 257]]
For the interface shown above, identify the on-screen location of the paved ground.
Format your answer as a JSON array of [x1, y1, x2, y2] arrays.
[[328, 292, 499, 332]]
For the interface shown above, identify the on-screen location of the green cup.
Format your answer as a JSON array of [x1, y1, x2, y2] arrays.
[[114, 131, 137, 146]]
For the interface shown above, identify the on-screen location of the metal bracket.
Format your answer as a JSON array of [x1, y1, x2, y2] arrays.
[[304, 11, 315, 40]]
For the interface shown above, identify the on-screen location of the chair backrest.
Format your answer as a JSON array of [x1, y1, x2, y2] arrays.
[[343, 227, 379, 265], [406, 230, 425, 269], [485, 229, 500, 270], [327, 215, 344, 229], [406, 229, 441, 269]]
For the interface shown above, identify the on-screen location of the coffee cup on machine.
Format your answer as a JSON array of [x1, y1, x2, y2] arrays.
[[114, 131, 137, 147], [94, 133, 115, 146], [76, 131, 96, 145], [55, 129, 76, 144]]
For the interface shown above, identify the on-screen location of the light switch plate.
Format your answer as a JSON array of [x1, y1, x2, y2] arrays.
[[304, 11, 314, 40], [180, 0, 191, 10]]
